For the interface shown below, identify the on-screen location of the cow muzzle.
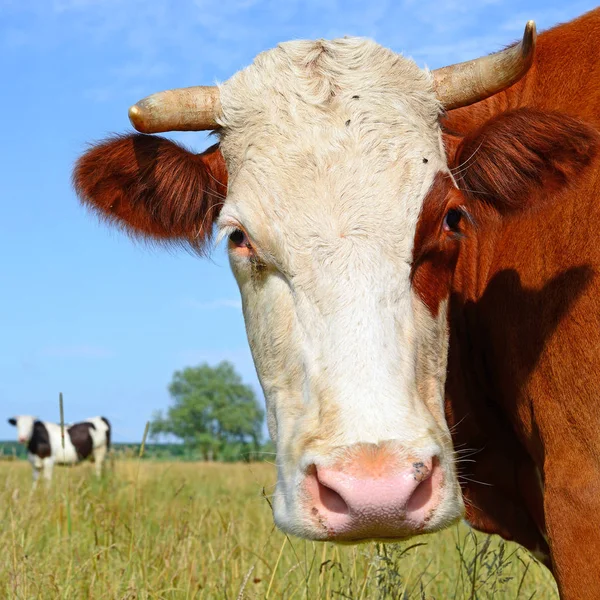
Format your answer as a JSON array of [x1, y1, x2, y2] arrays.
[[294, 441, 451, 541]]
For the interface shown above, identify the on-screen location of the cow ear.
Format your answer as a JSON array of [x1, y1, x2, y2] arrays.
[[73, 134, 228, 253], [8, 418, 16, 426], [452, 108, 599, 214]]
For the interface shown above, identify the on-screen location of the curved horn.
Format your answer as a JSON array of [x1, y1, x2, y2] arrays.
[[128, 86, 221, 133], [433, 21, 536, 110]]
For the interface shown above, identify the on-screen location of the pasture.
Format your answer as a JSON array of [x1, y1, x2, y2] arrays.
[[1, 459, 557, 599]]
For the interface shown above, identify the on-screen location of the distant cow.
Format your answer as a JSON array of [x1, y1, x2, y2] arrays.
[[8, 415, 111, 486]]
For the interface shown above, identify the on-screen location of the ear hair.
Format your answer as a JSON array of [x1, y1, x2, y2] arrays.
[[451, 109, 599, 214], [73, 134, 228, 253]]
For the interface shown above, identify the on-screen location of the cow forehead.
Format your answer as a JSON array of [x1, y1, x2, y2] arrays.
[[218, 37, 447, 269], [219, 37, 441, 144]]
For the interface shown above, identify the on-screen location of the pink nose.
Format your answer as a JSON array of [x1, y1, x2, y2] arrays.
[[18, 437, 26, 444], [304, 448, 442, 540]]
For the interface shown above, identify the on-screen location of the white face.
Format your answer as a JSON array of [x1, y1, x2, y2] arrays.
[[216, 38, 464, 540], [9, 415, 35, 444]]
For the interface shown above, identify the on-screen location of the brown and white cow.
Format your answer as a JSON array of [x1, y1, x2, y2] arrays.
[[9, 415, 111, 486], [73, 9, 600, 599]]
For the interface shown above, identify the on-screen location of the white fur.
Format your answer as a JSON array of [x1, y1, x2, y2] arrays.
[[85, 416, 110, 477], [215, 37, 463, 538]]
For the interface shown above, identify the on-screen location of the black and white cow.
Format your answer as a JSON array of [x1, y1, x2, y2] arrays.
[[8, 415, 111, 486]]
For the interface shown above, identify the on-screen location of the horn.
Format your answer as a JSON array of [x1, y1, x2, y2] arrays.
[[128, 86, 221, 133], [433, 21, 536, 110]]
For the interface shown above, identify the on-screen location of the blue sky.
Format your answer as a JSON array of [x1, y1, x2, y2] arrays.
[[1, 0, 596, 442]]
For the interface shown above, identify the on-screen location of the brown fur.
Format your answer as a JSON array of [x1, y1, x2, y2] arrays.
[[28, 421, 51, 460], [454, 109, 599, 213], [413, 109, 599, 320], [73, 134, 227, 252], [67, 422, 95, 460], [411, 173, 464, 316], [432, 8, 600, 598]]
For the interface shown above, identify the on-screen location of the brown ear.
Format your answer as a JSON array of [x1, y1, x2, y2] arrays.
[[452, 109, 599, 213], [73, 134, 228, 252]]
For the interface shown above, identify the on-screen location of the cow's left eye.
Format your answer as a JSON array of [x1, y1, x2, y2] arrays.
[[443, 208, 463, 232]]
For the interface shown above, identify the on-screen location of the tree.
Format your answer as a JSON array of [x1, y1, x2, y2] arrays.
[[149, 361, 264, 460]]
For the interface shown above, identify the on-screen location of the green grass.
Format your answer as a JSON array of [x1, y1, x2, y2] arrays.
[[0, 460, 557, 599]]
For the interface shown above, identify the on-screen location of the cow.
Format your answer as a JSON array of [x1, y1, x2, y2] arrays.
[[8, 415, 111, 485], [72, 8, 600, 599]]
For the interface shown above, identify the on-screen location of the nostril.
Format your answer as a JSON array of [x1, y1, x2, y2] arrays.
[[316, 475, 349, 514], [306, 465, 350, 515], [405, 474, 434, 512], [406, 456, 439, 513]]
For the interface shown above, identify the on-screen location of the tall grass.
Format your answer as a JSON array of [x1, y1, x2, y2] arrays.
[[0, 460, 557, 599]]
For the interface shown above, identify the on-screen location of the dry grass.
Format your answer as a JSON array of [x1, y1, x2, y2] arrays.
[[0, 460, 558, 599]]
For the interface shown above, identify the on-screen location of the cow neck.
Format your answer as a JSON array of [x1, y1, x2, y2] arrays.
[[443, 216, 549, 554]]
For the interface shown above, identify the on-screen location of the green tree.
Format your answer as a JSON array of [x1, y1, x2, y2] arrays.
[[150, 361, 264, 460]]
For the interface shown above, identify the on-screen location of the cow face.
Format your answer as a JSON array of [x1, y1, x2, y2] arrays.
[[217, 40, 464, 540], [74, 39, 473, 542], [9, 415, 35, 444]]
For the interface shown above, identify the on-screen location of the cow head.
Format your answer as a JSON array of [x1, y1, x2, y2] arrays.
[[8, 415, 36, 444], [73, 25, 560, 541]]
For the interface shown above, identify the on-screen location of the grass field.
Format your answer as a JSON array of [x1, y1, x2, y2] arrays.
[[0, 459, 558, 599]]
